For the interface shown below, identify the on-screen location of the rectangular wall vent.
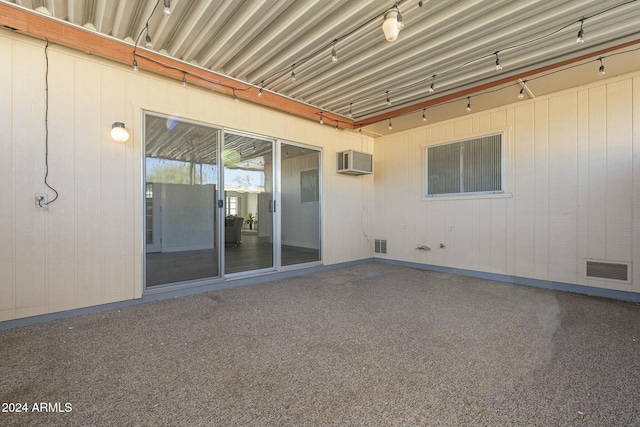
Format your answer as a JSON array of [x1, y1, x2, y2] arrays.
[[374, 239, 387, 254], [585, 260, 630, 282]]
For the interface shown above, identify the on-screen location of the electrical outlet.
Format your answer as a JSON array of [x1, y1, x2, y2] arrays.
[[35, 194, 47, 208]]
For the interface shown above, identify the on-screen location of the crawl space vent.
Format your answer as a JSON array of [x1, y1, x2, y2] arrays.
[[374, 239, 387, 254], [585, 260, 630, 282]]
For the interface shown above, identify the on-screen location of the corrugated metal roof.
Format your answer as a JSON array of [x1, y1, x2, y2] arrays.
[[6, 0, 640, 132]]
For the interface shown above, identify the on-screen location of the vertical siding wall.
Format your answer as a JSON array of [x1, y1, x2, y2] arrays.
[[0, 32, 374, 322], [375, 74, 640, 295]]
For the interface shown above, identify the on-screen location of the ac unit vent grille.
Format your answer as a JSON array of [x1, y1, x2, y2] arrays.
[[586, 261, 629, 282], [374, 239, 387, 254]]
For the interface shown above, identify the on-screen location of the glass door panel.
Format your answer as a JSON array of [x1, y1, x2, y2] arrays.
[[280, 143, 321, 266], [144, 113, 220, 287], [223, 132, 274, 274]]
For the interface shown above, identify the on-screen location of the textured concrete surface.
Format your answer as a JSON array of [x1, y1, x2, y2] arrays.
[[1, 263, 639, 426]]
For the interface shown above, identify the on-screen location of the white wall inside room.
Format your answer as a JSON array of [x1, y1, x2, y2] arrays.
[[374, 73, 640, 294], [0, 31, 374, 322]]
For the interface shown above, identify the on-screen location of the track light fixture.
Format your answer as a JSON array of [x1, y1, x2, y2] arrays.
[[576, 19, 584, 44], [382, 7, 403, 42], [466, 97, 471, 112], [291, 64, 296, 82], [495, 52, 502, 71], [429, 75, 436, 93], [331, 40, 338, 63], [386, 91, 391, 106], [319, 112, 324, 125], [388, 118, 392, 130], [422, 109, 427, 121], [598, 57, 606, 75], [348, 103, 353, 118], [163, 0, 171, 16]]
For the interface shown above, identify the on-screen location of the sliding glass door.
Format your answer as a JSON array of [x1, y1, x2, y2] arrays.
[[144, 114, 321, 289], [223, 132, 274, 274], [280, 143, 321, 266], [144, 113, 220, 287]]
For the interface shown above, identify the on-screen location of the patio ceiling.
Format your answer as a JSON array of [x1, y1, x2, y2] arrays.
[[3, 0, 640, 134]]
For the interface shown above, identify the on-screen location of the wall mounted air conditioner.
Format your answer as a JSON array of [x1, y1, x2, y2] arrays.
[[336, 150, 373, 175]]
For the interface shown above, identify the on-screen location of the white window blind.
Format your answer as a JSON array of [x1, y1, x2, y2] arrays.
[[427, 134, 502, 196]]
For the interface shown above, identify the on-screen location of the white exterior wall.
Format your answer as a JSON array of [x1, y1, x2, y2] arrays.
[[0, 32, 374, 322], [375, 73, 640, 295]]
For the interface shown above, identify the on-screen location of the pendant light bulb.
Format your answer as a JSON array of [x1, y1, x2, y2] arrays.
[[182, 74, 187, 87], [258, 81, 264, 97], [388, 118, 392, 130], [331, 41, 338, 63], [382, 10, 401, 42], [233, 89, 239, 102], [291, 65, 296, 82], [319, 112, 324, 125], [386, 91, 391, 106], [518, 87, 524, 99], [347, 103, 353, 118], [163, 0, 171, 16], [422, 109, 427, 122], [145, 34, 153, 49], [466, 97, 471, 112], [495, 53, 502, 71], [132, 58, 138, 72], [428, 75, 436, 93], [598, 58, 605, 76], [576, 20, 584, 44]]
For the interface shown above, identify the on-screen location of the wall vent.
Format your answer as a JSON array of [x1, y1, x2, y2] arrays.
[[374, 239, 387, 254], [585, 260, 631, 282]]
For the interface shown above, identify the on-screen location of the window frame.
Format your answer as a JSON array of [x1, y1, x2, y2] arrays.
[[424, 132, 505, 198]]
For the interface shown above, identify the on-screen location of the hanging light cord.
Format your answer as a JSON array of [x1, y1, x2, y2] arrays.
[[345, 0, 638, 117], [41, 39, 59, 208]]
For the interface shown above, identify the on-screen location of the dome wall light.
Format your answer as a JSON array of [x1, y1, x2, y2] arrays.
[[382, 9, 402, 42], [163, 0, 171, 16], [111, 122, 130, 142]]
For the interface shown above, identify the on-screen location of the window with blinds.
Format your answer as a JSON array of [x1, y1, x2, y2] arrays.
[[426, 133, 503, 196]]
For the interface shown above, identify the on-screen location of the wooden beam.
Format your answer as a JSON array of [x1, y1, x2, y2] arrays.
[[0, 2, 354, 130], [355, 38, 640, 127]]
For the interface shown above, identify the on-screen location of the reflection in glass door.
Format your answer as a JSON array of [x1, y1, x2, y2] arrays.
[[223, 132, 274, 274], [280, 143, 321, 266], [144, 113, 220, 287]]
